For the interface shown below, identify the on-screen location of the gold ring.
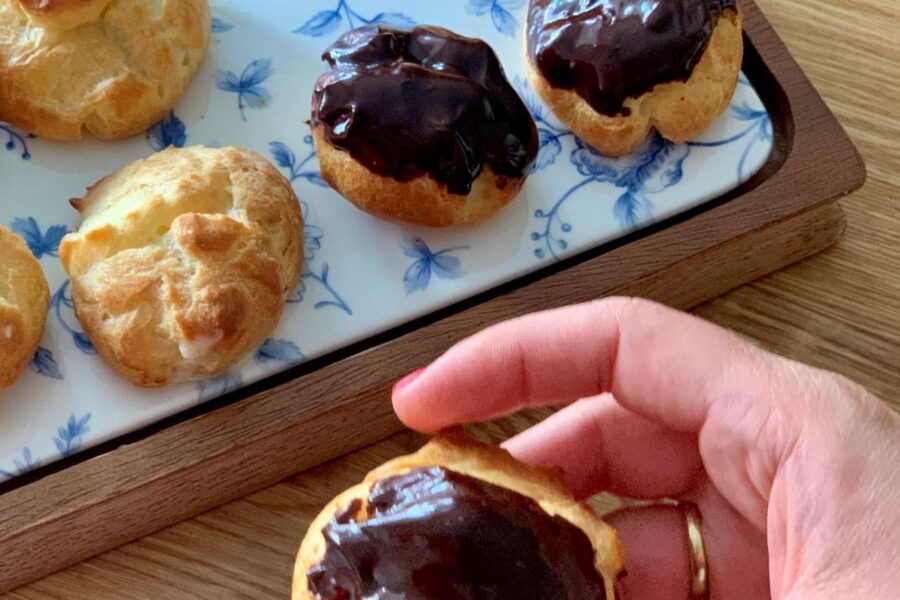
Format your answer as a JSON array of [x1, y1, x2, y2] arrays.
[[680, 501, 709, 600]]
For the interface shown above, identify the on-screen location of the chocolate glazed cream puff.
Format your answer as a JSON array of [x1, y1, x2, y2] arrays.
[[294, 434, 625, 600], [526, 0, 744, 156], [311, 26, 539, 227]]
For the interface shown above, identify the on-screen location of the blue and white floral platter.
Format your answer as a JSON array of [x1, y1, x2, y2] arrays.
[[0, 0, 772, 481]]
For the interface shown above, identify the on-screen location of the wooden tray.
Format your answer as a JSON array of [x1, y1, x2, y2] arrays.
[[0, 0, 865, 591]]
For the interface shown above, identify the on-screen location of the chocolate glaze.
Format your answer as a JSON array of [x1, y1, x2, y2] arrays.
[[311, 26, 538, 195], [307, 467, 607, 600], [527, 0, 738, 117]]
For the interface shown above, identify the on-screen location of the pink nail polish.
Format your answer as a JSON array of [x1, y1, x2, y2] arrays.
[[393, 367, 426, 393]]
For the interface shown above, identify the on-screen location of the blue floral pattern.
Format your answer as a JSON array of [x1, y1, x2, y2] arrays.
[[255, 338, 305, 366], [53, 413, 92, 456], [518, 76, 771, 260], [146, 111, 187, 151], [270, 138, 328, 187], [466, 0, 524, 37], [402, 238, 467, 294], [518, 78, 576, 172], [293, 0, 414, 36], [30, 348, 63, 380], [0, 448, 39, 480], [0, 413, 95, 479], [271, 140, 352, 315], [211, 16, 234, 32], [298, 262, 353, 314], [9, 217, 67, 259], [1, 122, 34, 160], [688, 77, 773, 182], [52, 281, 95, 354], [198, 371, 244, 401], [216, 59, 273, 121], [522, 79, 689, 258]]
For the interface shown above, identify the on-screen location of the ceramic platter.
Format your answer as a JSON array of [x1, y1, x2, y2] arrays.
[[0, 0, 773, 481]]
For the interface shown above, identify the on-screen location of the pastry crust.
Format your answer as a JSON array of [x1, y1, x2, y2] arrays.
[[59, 146, 303, 387], [527, 9, 743, 157], [0, 225, 49, 389], [293, 433, 625, 599], [314, 127, 526, 227], [0, 0, 210, 140]]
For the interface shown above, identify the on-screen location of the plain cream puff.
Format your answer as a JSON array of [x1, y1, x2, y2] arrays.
[[0, 225, 49, 389], [59, 146, 303, 387], [0, 0, 210, 140]]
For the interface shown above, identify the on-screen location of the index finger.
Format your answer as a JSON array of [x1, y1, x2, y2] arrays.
[[392, 297, 789, 433]]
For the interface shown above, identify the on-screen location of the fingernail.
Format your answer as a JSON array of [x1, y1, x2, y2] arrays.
[[393, 367, 426, 393]]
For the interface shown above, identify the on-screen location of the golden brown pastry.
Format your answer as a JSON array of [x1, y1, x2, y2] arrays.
[[526, 0, 743, 156], [294, 433, 624, 600], [311, 25, 538, 227], [315, 129, 528, 228], [0, 0, 210, 141], [59, 146, 303, 387], [0, 225, 49, 389]]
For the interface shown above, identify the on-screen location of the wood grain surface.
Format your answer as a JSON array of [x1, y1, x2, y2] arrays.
[[5, 0, 899, 597]]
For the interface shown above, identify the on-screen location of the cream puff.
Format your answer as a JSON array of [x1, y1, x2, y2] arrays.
[[0, 225, 49, 389], [526, 0, 743, 156], [0, 0, 210, 140], [311, 25, 539, 227], [294, 433, 624, 599], [59, 146, 303, 387]]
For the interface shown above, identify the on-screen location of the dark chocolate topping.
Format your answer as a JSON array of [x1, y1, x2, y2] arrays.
[[311, 26, 538, 195], [527, 0, 738, 117], [307, 467, 607, 600]]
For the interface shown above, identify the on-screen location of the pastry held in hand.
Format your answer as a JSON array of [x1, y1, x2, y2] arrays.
[[526, 0, 743, 156], [59, 146, 303, 387], [0, 0, 210, 140], [311, 25, 538, 227], [0, 226, 49, 389], [293, 433, 624, 600]]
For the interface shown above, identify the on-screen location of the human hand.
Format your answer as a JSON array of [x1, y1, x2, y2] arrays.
[[391, 298, 900, 599]]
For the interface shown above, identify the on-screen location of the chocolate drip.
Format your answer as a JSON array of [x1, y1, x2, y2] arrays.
[[311, 26, 538, 195], [308, 467, 607, 600], [527, 0, 738, 116]]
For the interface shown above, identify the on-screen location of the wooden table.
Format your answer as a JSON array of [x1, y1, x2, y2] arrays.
[[7, 0, 899, 597]]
